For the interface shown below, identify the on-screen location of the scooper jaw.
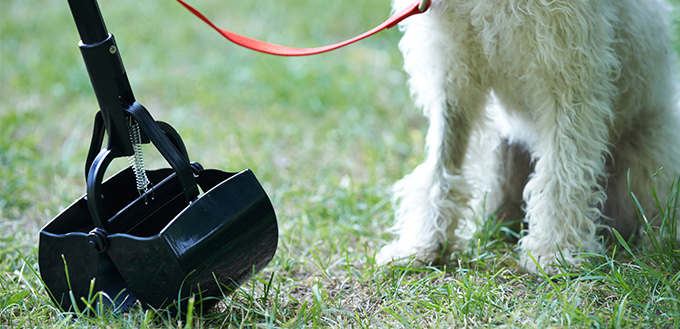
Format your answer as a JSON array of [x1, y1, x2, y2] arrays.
[[38, 0, 278, 315]]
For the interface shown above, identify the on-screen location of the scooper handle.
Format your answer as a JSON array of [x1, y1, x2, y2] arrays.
[[67, 0, 107, 44], [67, 0, 135, 157]]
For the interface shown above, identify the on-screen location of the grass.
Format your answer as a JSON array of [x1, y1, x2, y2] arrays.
[[1, 0, 680, 327]]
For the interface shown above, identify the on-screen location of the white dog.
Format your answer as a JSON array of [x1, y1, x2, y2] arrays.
[[377, 0, 680, 274]]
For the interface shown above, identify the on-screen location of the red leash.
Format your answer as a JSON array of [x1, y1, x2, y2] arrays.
[[176, 0, 431, 56]]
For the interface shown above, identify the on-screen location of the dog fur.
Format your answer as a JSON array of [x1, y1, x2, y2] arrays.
[[377, 0, 680, 274]]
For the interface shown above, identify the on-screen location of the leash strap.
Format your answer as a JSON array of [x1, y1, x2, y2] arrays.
[[176, 0, 430, 56]]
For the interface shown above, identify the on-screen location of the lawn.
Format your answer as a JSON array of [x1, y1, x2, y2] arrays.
[[1, 0, 679, 328]]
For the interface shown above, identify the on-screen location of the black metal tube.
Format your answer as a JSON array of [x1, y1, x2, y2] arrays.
[[78, 35, 134, 155], [67, 0, 136, 156], [67, 0, 108, 44]]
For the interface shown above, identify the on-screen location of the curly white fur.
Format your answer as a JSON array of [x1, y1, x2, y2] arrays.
[[377, 0, 680, 274]]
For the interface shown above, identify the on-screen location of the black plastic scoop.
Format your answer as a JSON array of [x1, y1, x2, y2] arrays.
[[38, 0, 277, 315]]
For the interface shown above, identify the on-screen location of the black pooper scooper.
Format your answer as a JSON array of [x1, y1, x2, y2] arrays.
[[39, 0, 278, 315]]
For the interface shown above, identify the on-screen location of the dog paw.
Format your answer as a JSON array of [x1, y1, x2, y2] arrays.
[[519, 250, 583, 276], [375, 242, 443, 267]]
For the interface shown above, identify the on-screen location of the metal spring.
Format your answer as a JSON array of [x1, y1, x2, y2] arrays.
[[127, 117, 151, 196]]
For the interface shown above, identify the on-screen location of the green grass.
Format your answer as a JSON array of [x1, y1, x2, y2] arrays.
[[2, 0, 680, 327]]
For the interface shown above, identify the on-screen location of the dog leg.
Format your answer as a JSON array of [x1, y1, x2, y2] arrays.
[[507, 0, 629, 274], [377, 6, 488, 263], [378, 93, 487, 265], [605, 7, 680, 239], [377, 1, 494, 265], [518, 89, 614, 274]]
